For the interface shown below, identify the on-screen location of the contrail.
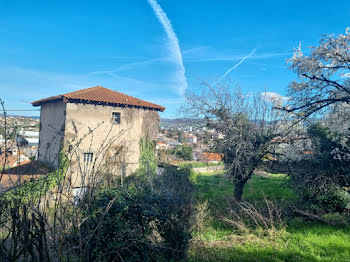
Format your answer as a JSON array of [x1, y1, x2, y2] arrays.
[[213, 47, 258, 86], [147, 0, 187, 95]]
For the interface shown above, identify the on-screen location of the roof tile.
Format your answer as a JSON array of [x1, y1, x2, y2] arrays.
[[202, 152, 223, 161], [32, 86, 165, 111]]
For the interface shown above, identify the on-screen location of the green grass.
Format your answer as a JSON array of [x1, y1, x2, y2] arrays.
[[189, 172, 350, 262], [244, 174, 297, 201], [193, 172, 296, 210], [178, 161, 224, 169]]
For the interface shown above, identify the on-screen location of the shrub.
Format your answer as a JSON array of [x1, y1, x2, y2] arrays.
[[302, 186, 350, 214], [322, 212, 350, 226], [77, 166, 195, 261], [288, 123, 350, 214], [172, 145, 193, 161]]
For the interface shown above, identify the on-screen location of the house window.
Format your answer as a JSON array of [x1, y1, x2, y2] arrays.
[[83, 152, 93, 163], [73, 187, 88, 205], [112, 112, 121, 124]]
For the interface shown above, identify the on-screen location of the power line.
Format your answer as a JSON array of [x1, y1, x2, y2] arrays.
[[3, 110, 40, 112]]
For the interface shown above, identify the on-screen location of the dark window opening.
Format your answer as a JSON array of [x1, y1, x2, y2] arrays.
[[83, 152, 93, 163], [112, 112, 121, 124]]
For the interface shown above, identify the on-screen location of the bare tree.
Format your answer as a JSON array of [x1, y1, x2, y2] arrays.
[[282, 28, 350, 118], [183, 82, 288, 201]]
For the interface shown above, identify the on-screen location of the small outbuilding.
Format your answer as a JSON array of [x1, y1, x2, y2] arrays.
[[32, 86, 165, 189]]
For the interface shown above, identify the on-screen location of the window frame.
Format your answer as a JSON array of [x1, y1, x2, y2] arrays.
[[83, 152, 93, 163], [112, 112, 121, 124]]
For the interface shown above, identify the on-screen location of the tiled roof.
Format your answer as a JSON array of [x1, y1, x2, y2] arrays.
[[0, 154, 18, 168], [0, 161, 49, 193], [303, 150, 314, 155], [32, 86, 165, 112], [202, 152, 223, 161], [0, 154, 31, 169]]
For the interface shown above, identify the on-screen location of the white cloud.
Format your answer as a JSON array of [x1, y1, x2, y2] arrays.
[[261, 91, 289, 103], [147, 0, 187, 95]]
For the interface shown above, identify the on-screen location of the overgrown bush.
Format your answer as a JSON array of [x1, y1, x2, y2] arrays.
[[300, 185, 350, 214], [288, 123, 350, 214], [77, 166, 195, 261], [0, 161, 195, 262], [0, 152, 70, 262], [322, 212, 350, 226]]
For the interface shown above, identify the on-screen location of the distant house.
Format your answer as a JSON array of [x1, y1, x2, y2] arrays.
[[168, 140, 182, 149], [200, 152, 223, 164], [303, 150, 314, 155], [185, 134, 197, 144], [0, 161, 48, 193], [0, 151, 30, 169], [18, 130, 39, 147], [156, 141, 168, 150], [213, 132, 224, 140], [32, 86, 165, 189], [0, 154, 19, 169]]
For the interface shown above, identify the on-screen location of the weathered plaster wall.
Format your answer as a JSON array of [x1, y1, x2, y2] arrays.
[[38, 101, 66, 168], [63, 103, 159, 188]]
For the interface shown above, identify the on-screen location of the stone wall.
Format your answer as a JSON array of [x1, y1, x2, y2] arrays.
[[192, 165, 225, 174], [38, 101, 66, 168], [63, 102, 159, 187]]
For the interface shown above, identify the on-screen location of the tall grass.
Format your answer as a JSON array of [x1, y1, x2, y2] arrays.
[[189, 172, 350, 262]]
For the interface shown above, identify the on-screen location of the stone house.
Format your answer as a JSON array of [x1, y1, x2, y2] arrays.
[[32, 86, 165, 189], [184, 133, 197, 144]]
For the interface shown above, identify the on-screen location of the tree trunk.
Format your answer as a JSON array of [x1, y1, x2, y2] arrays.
[[234, 170, 254, 201], [234, 180, 246, 201]]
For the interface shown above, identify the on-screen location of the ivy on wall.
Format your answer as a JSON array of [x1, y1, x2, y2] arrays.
[[139, 138, 157, 175], [0, 151, 69, 204]]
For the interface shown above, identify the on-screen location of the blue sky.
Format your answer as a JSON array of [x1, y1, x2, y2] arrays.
[[0, 0, 349, 118]]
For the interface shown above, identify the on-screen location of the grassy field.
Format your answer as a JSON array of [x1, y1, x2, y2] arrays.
[[178, 161, 224, 169], [188, 172, 350, 262]]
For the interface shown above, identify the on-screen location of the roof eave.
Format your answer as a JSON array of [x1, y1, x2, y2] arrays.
[[63, 98, 165, 111], [32, 97, 165, 111], [32, 96, 64, 107]]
